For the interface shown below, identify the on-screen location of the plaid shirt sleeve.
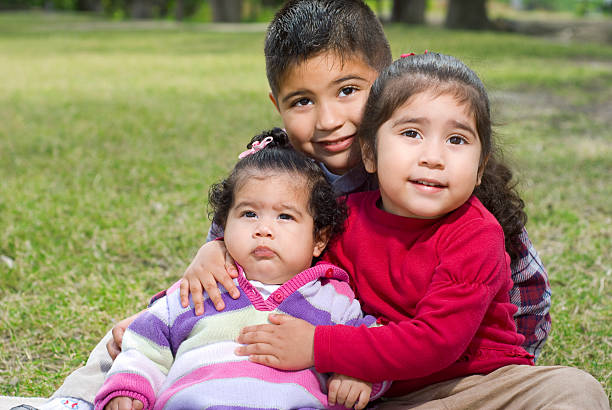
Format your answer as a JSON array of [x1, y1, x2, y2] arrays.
[[509, 228, 552, 361]]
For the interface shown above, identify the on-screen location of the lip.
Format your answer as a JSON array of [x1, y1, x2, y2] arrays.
[[409, 178, 447, 192], [253, 246, 276, 259], [315, 135, 355, 153]]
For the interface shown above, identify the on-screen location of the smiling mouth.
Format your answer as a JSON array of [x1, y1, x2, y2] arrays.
[[411, 179, 447, 188], [317, 135, 355, 152]]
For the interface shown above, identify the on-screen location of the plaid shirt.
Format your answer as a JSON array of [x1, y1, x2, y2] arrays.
[[510, 229, 552, 361], [198, 162, 552, 361]]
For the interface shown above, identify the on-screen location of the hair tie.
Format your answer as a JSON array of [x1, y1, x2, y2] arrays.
[[400, 50, 428, 58], [238, 136, 274, 159]]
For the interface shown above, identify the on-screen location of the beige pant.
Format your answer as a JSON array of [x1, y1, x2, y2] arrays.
[[374, 365, 610, 410]]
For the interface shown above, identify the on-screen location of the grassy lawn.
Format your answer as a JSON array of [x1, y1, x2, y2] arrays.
[[0, 11, 610, 401]]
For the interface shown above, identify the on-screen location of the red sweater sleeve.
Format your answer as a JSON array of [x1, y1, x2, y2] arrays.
[[315, 219, 512, 382]]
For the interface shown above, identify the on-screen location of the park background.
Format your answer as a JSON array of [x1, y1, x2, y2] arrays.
[[0, 0, 611, 402]]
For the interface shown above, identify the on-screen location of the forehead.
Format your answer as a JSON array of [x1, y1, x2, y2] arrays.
[[277, 52, 378, 96], [233, 172, 310, 208]]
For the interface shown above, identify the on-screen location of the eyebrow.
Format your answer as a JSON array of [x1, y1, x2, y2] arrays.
[[392, 116, 428, 128], [447, 120, 477, 137], [280, 75, 370, 104], [392, 117, 477, 138], [233, 201, 305, 217]]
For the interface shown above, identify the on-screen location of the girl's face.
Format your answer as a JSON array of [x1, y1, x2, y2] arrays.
[[363, 91, 483, 219], [223, 172, 327, 284]]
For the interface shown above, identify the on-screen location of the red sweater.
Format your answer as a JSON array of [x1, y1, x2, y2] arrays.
[[317, 191, 533, 396]]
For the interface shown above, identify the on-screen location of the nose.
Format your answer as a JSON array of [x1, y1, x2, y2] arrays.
[[418, 139, 444, 169], [254, 221, 273, 238], [316, 100, 343, 131]]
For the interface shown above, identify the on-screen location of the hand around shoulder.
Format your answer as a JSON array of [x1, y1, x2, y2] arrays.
[[104, 396, 144, 410]]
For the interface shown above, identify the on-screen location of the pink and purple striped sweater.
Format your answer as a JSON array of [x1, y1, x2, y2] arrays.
[[94, 262, 389, 410]]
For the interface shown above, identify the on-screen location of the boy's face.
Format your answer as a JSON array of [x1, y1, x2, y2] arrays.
[[270, 53, 378, 175]]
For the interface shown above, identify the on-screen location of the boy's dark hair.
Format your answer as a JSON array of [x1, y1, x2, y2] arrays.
[[265, 0, 392, 96], [359, 52, 527, 264], [208, 128, 347, 244]]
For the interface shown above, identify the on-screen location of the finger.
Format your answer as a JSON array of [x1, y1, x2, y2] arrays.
[[267, 313, 296, 325], [189, 279, 206, 315], [335, 381, 351, 407], [218, 269, 240, 299], [111, 324, 124, 347], [236, 325, 277, 345], [118, 398, 132, 410], [106, 340, 121, 360], [234, 341, 277, 357], [327, 378, 341, 405], [201, 277, 224, 312], [355, 390, 370, 410], [247, 353, 281, 367], [224, 250, 239, 278], [179, 278, 190, 308], [344, 385, 361, 409], [133, 399, 144, 410]]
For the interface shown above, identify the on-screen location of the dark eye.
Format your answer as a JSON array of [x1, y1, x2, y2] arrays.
[[339, 86, 357, 97], [448, 135, 467, 145], [242, 211, 257, 218], [294, 98, 312, 107], [401, 130, 421, 139], [278, 213, 294, 220]]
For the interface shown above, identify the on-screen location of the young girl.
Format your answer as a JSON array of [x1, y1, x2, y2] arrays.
[[93, 131, 388, 410], [233, 53, 609, 408]]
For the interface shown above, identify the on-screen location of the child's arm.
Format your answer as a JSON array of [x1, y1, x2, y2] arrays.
[[95, 297, 175, 410], [107, 227, 239, 358], [237, 221, 526, 383]]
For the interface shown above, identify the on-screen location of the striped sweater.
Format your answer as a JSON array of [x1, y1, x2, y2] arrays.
[[94, 262, 388, 410]]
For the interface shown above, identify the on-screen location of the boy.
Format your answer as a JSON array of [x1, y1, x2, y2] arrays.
[[43, 1, 598, 409]]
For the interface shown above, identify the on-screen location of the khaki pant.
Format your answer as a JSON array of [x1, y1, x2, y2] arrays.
[[374, 365, 610, 410]]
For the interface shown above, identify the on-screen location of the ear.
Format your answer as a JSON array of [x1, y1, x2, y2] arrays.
[[476, 154, 489, 186], [269, 91, 280, 113], [360, 140, 377, 173], [312, 229, 330, 258]]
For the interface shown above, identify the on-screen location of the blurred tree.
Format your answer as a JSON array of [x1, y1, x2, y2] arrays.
[[75, 0, 102, 11], [391, 0, 426, 24], [445, 0, 489, 30], [210, 0, 242, 22]]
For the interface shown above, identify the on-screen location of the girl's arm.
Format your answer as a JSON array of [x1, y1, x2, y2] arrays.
[[237, 221, 523, 382]]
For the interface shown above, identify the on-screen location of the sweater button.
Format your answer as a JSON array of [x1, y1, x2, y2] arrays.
[[325, 268, 334, 278], [273, 293, 284, 302]]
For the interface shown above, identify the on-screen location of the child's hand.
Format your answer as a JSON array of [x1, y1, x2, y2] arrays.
[[328, 373, 372, 410], [235, 314, 315, 370], [179, 240, 240, 315], [106, 310, 143, 360], [104, 396, 144, 410]]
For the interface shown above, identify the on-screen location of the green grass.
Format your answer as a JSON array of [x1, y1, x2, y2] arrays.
[[0, 12, 610, 401]]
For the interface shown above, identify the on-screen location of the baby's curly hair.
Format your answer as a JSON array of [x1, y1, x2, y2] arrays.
[[208, 128, 347, 245]]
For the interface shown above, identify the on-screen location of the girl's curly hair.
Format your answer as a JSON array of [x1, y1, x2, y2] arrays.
[[208, 128, 347, 245]]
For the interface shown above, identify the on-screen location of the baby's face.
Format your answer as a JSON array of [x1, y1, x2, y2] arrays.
[[270, 52, 378, 175], [223, 173, 326, 284]]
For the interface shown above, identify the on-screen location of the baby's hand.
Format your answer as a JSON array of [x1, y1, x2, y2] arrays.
[[328, 373, 372, 410], [104, 396, 143, 410], [107, 310, 143, 360], [179, 240, 240, 315]]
